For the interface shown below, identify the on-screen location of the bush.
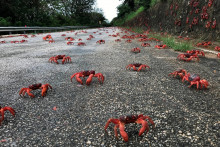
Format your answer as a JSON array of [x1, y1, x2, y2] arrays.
[[0, 17, 11, 26]]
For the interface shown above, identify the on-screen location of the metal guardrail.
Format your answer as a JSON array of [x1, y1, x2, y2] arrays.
[[0, 26, 90, 34]]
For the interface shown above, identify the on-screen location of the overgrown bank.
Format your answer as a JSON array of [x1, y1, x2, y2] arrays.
[[114, 0, 220, 41]]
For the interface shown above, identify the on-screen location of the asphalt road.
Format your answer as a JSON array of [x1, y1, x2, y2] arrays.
[[0, 27, 219, 147]]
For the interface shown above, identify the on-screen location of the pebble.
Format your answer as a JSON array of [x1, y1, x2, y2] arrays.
[[87, 140, 91, 145]]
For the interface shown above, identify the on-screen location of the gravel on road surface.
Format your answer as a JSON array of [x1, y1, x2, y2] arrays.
[[0, 28, 220, 147]]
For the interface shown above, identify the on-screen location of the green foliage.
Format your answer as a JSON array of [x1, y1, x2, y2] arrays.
[[112, 0, 151, 25], [149, 34, 193, 51], [0, 17, 11, 26], [0, 0, 107, 27], [150, 0, 160, 7], [129, 27, 144, 34], [125, 6, 145, 22]]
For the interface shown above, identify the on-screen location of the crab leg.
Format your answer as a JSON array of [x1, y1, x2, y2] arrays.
[[19, 88, 35, 98], [0, 107, 15, 124], [126, 65, 132, 70], [182, 74, 190, 82], [114, 124, 119, 138], [143, 115, 155, 128], [94, 73, 105, 83], [136, 119, 149, 136], [104, 118, 120, 130]]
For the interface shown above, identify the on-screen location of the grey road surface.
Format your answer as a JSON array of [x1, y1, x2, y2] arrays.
[[0, 28, 220, 146]]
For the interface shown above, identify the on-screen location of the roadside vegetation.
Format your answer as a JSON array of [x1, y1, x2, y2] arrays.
[[148, 34, 194, 52], [0, 0, 107, 27], [111, 0, 163, 26], [127, 27, 194, 52]]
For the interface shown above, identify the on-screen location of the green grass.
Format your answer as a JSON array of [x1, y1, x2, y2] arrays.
[[130, 27, 144, 34], [125, 6, 145, 22], [148, 34, 193, 52], [124, 27, 194, 52]]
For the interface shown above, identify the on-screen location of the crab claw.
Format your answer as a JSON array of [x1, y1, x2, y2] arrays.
[[0, 106, 16, 125], [75, 74, 83, 85], [19, 88, 35, 98], [136, 119, 149, 136], [71, 72, 81, 82], [86, 74, 94, 85], [119, 123, 129, 142], [137, 65, 150, 71], [40, 84, 52, 97]]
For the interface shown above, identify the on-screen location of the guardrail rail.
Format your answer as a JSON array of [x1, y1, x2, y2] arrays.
[[0, 26, 90, 34]]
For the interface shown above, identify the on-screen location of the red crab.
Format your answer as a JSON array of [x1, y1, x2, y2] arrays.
[[212, 20, 216, 29], [141, 43, 151, 47], [184, 37, 190, 41], [177, 53, 199, 61], [155, 45, 167, 49], [186, 50, 205, 56], [11, 41, 20, 43], [49, 55, 71, 64], [43, 35, 52, 41], [65, 37, 74, 41], [138, 38, 147, 42], [196, 41, 212, 47], [0, 41, 6, 43], [70, 70, 104, 85], [115, 39, 121, 42], [206, 21, 211, 28], [20, 40, 27, 43], [0, 106, 15, 125], [78, 42, 86, 46], [126, 63, 150, 71], [182, 73, 209, 89], [19, 34, 28, 38], [126, 40, 132, 43], [19, 83, 52, 98], [168, 69, 187, 79], [96, 40, 105, 44], [217, 53, 220, 58], [67, 41, 74, 45], [89, 35, 94, 38], [104, 114, 155, 142], [149, 38, 160, 42], [192, 17, 199, 25], [131, 47, 141, 53], [61, 34, 66, 36], [215, 46, 220, 51], [31, 35, 36, 37], [49, 40, 55, 43], [208, 0, 214, 7], [122, 35, 128, 39]]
